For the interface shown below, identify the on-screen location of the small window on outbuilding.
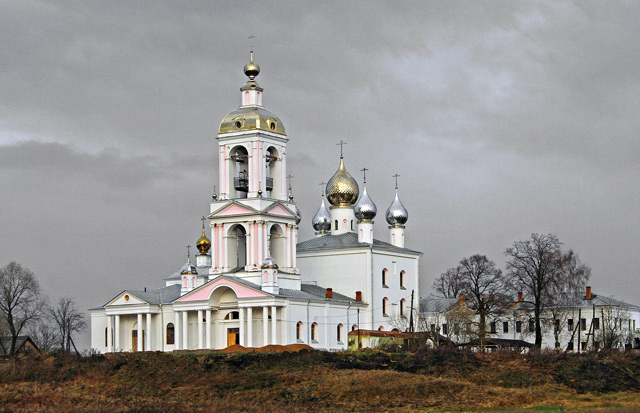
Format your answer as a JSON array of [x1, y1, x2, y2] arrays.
[[337, 324, 344, 342], [296, 321, 303, 341], [166, 323, 175, 345], [311, 322, 318, 341]]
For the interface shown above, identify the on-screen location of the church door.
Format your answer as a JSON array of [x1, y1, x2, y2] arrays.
[[132, 330, 138, 352], [227, 328, 239, 347]]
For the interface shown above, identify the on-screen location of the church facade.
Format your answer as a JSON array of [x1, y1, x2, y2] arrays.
[[89, 54, 422, 353]]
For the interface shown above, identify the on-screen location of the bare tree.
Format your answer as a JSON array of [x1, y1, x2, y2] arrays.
[[0, 262, 45, 355], [459, 255, 509, 341], [49, 296, 87, 354], [597, 299, 632, 350], [28, 321, 59, 353], [432, 266, 466, 298], [505, 234, 590, 350]]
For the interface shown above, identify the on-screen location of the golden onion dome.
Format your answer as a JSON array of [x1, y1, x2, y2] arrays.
[[196, 228, 211, 254], [244, 51, 260, 79], [219, 107, 286, 135], [326, 157, 359, 207]]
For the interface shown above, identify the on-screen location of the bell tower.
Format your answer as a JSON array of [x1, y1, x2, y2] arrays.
[[207, 52, 300, 289]]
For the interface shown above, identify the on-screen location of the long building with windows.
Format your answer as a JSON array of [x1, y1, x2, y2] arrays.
[[89, 53, 422, 353]]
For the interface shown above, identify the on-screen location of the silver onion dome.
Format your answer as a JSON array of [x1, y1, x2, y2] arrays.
[[312, 197, 331, 232], [385, 191, 408, 226], [261, 256, 279, 269], [179, 260, 198, 275], [354, 185, 377, 222]]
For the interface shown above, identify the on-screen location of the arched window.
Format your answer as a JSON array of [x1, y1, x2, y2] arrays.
[[166, 323, 175, 345], [105, 327, 108, 347], [382, 268, 388, 287], [296, 321, 304, 341], [244, 91, 250, 105], [352, 324, 358, 331], [378, 326, 385, 331], [400, 298, 406, 317], [334, 220, 338, 230], [311, 322, 318, 341], [182, 277, 187, 288], [224, 311, 240, 320], [400, 270, 406, 288], [383, 297, 389, 316], [350, 220, 354, 231], [337, 324, 344, 342]]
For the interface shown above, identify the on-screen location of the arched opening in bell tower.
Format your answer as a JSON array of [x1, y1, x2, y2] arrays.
[[226, 224, 248, 270], [230, 145, 249, 199], [265, 146, 281, 199], [268, 224, 285, 266]]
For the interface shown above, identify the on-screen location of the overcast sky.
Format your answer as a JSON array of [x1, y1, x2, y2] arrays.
[[1, 1, 639, 350]]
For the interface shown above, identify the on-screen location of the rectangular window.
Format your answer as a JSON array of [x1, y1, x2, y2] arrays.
[[581, 341, 587, 351], [567, 341, 574, 351], [516, 321, 522, 333], [503, 322, 509, 333], [593, 318, 600, 330], [554, 319, 560, 333], [581, 318, 587, 331], [490, 322, 497, 334], [528, 320, 535, 333], [442, 323, 448, 335], [568, 319, 574, 331]]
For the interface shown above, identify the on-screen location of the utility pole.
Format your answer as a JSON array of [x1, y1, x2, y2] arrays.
[[409, 290, 415, 333]]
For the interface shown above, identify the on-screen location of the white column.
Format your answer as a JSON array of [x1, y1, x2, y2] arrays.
[[182, 311, 188, 349], [247, 307, 253, 348], [146, 313, 152, 351], [174, 311, 181, 350], [114, 315, 120, 352], [271, 306, 277, 345], [206, 309, 212, 349], [247, 225, 254, 267], [239, 308, 245, 347], [137, 313, 143, 352], [107, 315, 113, 353], [263, 306, 269, 346], [197, 310, 204, 349]]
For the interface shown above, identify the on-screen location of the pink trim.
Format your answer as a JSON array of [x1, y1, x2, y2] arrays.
[[222, 224, 226, 268], [179, 278, 267, 302], [254, 222, 259, 265], [218, 204, 253, 216], [214, 225, 219, 268], [266, 204, 292, 217]]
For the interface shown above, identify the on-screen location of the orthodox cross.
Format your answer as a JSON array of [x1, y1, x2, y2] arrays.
[[248, 34, 256, 50], [186, 245, 191, 260], [201, 216, 206, 229], [336, 140, 347, 157], [319, 181, 326, 196], [393, 173, 400, 190], [361, 167, 369, 184]]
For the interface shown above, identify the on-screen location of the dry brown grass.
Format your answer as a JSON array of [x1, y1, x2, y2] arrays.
[[1, 349, 640, 412]]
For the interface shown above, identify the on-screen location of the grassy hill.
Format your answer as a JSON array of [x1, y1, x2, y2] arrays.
[[2, 347, 640, 412]]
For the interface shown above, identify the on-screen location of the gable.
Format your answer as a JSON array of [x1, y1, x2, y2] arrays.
[[177, 277, 269, 302], [107, 291, 147, 306], [214, 203, 256, 217], [265, 203, 294, 218]]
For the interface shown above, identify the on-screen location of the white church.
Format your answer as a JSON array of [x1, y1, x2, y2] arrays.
[[90, 54, 422, 353]]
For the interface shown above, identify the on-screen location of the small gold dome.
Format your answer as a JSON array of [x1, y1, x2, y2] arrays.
[[244, 51, 260, 80], [326, 157, 359, 207], [196, 229, 211, 254]]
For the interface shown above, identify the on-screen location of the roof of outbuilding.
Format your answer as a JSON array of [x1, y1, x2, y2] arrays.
[[296, 232, 421, 255], [124, 284, 182, 305]]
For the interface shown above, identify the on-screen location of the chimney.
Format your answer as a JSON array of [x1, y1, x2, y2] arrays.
[[517, 291, 523, 302], [326, 288, 333, 299], [460, 293, 465, 303], [586, 286, 592, 299], [355, 291, 362, 301]]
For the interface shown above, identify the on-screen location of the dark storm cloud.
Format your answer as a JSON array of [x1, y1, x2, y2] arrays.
[[1, 1, 639, 350]]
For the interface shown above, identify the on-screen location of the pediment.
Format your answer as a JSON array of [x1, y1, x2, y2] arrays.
[[210, 201, 258, 217], [177, 276, 269, 303], [264, 203, 295, 218], [106, 291, 147, 306]]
